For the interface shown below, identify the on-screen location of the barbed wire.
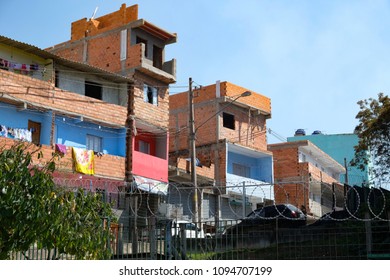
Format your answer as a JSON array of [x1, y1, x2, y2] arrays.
[[52, 178, 390, 222]]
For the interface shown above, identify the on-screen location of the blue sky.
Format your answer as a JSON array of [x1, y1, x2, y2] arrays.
[[1, 0, 390, 143]]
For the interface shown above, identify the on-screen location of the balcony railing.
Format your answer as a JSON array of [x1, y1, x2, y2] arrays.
[[132, 150, 168, 182]]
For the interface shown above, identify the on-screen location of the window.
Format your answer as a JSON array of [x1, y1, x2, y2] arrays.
[[232, 163, 250, 177], [143, 84, 158, 105], [85, 81, 102, 100], [86, 134, 102, 152], [139, 140, 150, 154], [223, 112, 235, 129], [136, 36, 148, 57]]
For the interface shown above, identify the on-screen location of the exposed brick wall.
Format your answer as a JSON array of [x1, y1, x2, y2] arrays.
[[307, 163, 339, 184], [270, 143, 341, 213], [0, 138, 126, 180], [133, 72, 169, 129], [126, 44, 143, 72], [0, 69, 127, 127], [224, 82, 271, 114], [169, 81, 270, 153], [48, 42, 84, 63], [46, 4, 171, 132], [270, 145, 306, 207], [87, 32, 122, 71], [269, 147, 300, 179], [71, 4, 138, 41], [170, 81, 271, 113], [219, 105, 268, 151], [169, 141, 227, 186]]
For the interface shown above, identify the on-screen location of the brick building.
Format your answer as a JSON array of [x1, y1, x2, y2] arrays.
[[46, 4, 177, 188], [169, 81, 273, 221], [1, 3, 177, 241], [287, 131, 370, 187], [268, 140, 346, 217], [0, 35, 131, 181]]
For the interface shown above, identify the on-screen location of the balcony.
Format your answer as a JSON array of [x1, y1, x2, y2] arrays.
[[132, 150, 168, 182], [126, 44, 176, 84]]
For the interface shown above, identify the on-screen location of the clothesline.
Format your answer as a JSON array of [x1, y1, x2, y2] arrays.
[[0, 57, 40, 75], [0, 124, 32, 142]]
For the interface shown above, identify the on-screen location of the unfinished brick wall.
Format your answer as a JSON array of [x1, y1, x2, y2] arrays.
[[306, 163, 339, 184], [0, 138, 126, 180], [71, 4, 138, 41], [269, 142, 342, 213], [269, 145, 306, 207], [224, 82, 271, 114], [47, 3, 172, 133], [133, 72, 169, 129], [169, 81, 270, 153], [271, 147, 300, 179], [0, 69, 127, 126], [87, 32, 122, 71], [169, 141, 227, 186], [48, 42, 85, 63], [219, 105, 268, 151]]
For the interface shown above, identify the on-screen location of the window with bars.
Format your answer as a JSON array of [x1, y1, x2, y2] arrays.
[[86, 134, 102, 152]]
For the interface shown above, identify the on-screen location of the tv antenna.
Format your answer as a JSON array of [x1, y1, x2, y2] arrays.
[[91, 7, 99, 20]]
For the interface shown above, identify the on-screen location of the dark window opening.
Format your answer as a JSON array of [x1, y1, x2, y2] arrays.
[[85, 81, 102, 100], [136, 36, 148, 57], [223, 112, 235, 130], [143, 84, 158, 105], [153, 45, 163, 69], [55, 70, 59, 88], [138, 140, 150, 154]]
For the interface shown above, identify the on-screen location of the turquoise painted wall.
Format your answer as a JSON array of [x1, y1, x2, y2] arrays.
[[287, 133, 369, 186]]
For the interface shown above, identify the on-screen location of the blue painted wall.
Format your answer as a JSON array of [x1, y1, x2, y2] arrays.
[[0, 102, 126, 157], [227, 151, 273, 183], [0, 102, 51, 145], [287, 133, 370, 186], [55, 116, 126, 156]]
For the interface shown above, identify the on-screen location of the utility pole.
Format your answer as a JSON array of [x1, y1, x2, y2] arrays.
[[189, 77, 198, 224], [125, 83, 138, 255]]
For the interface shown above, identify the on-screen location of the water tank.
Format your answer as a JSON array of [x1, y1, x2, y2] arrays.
[[294, 129, 306, 136]]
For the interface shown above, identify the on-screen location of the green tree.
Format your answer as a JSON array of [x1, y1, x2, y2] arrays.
[[352, 93, 390, 181], [0, 143, 115, 259], [0, 144, 55, 259]]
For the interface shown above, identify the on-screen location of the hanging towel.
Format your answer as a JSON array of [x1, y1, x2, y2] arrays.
[[55, 143, 67, 155], [72, 147, 94, 175]]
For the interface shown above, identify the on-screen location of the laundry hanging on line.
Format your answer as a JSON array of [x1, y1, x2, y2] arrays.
[[0, 124, 32, 142], [72, 147, 95, 175]]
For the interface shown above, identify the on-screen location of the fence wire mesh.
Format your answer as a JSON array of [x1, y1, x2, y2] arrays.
[[10, 178, 390, 260]]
